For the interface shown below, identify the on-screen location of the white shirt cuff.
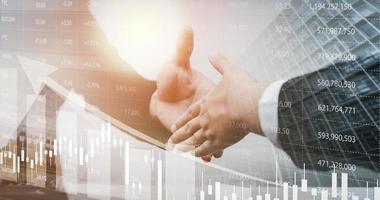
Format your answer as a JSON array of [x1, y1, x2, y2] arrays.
[[258, 80, 287, 147]]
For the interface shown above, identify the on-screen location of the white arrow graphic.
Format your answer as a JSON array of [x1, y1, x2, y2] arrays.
[[18, 56, 58, 94], [16, 56, 275, 187], [0, 56, 58, 147], [15, 56, 59, 140]]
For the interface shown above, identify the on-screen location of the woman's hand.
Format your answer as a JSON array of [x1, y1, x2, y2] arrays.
[[149, 28, 223, 161], [168, 54, 267, 157]]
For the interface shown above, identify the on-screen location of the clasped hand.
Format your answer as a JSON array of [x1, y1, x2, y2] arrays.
[[168, 54, 267, 159], [150, 27, 267, 162]]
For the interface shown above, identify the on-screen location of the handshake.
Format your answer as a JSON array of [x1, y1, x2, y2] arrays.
[[150, 27, 268, 162]]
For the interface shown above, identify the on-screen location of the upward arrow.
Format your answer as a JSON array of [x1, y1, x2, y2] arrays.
[[16, 56, 60, 133], [0, 56, 59, 147], [18, 56, 58, 94]]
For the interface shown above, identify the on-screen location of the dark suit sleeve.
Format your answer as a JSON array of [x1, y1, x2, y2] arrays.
[[277, 54, 379, 171]]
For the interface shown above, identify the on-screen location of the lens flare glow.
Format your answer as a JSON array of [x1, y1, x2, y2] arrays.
[[90, 0, 182, 80]]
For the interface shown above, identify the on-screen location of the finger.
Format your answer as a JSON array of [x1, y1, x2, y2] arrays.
[[171, 101, 201, 132], [213, 150, 224, 158], [176, 27, 194, 67], [169, 117, 202, 144], [201, 155, 212, 162], [194, 140, 216, 157], [166, 141, 175, 151], [155, 68, 178, 102], [208, 54, 234, 75], [175, 129, 207, 152]]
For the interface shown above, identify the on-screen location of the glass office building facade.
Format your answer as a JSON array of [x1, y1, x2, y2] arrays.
[[0, 0, 378, 198], [240, 0, 379, 186], [241, 0, 379, 82]]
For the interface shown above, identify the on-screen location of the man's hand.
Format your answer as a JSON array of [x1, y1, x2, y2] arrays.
[[149, 27, 222, 161], [168, 54, 268, 157]]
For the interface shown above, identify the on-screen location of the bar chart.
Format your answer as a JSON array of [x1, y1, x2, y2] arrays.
[[1, 117, 379, 200], [0, 0, 378, 199]]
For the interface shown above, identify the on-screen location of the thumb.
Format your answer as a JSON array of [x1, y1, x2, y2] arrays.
[[176, 27, 194, 67], [208, 54, 233, 75]]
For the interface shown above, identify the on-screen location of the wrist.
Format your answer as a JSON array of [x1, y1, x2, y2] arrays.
[[246, 82, 268, 135]]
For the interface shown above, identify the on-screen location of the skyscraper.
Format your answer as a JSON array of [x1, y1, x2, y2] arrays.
[[241, 0, 379, 82], [240, 0, 379, 186]]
